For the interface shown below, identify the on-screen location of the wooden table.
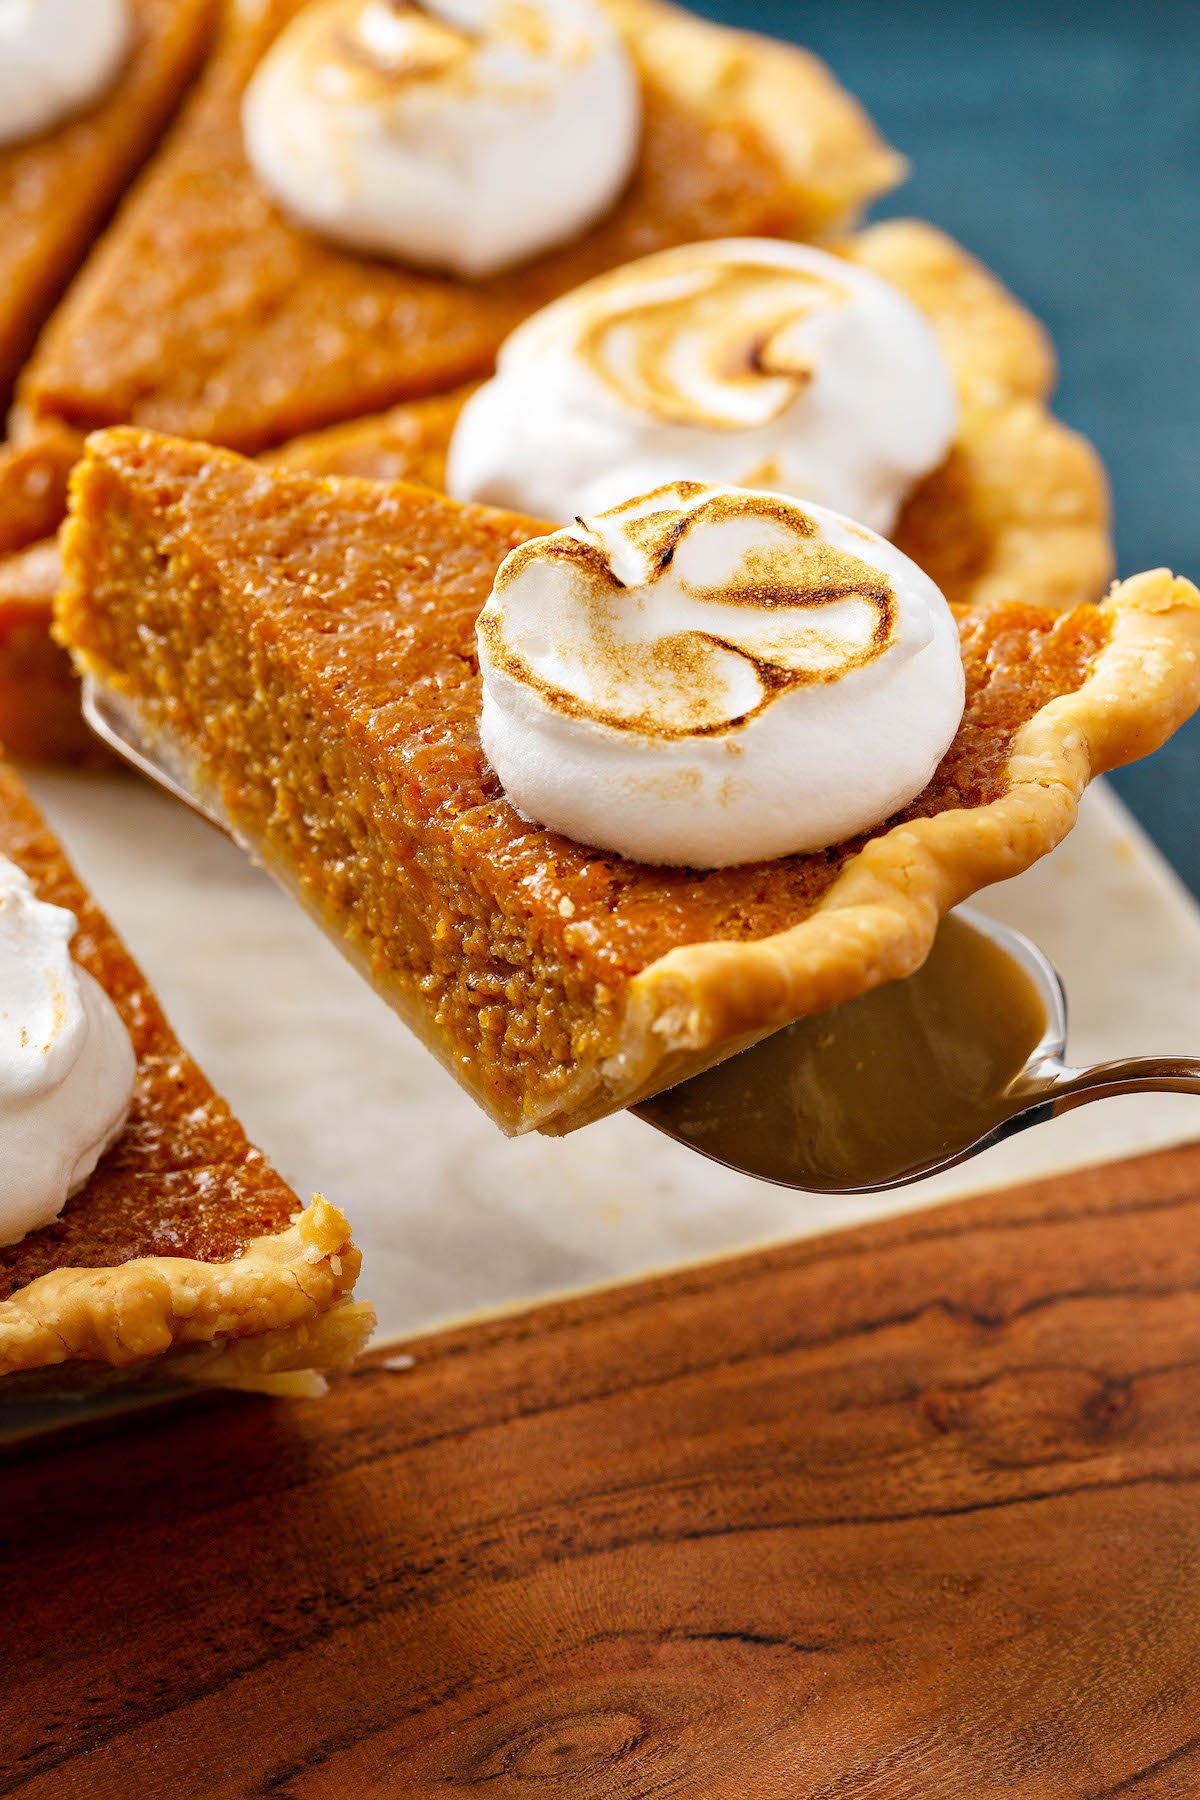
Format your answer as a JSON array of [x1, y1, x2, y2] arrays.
[[5, 1143, 1200, 1798]]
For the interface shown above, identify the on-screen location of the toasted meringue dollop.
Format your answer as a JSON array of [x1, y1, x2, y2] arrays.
[[448, 238, 958, 532], [242, 0, 640, 277], [0, 0, 130, 148], [476, 482, 965, 868], [0, 855, 136, 1246]]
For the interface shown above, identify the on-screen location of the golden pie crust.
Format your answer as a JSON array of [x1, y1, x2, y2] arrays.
[[1, 1199, 371, 1397], [0, 0, 217, 410], [0, 763, 374, 1390], [57, 429, 1200, 1136]]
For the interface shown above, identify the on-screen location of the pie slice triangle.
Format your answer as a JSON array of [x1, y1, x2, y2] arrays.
[[0, 0, 217, 410], [58, 429, 1200, 1135], [0, 761, 373, 1396]]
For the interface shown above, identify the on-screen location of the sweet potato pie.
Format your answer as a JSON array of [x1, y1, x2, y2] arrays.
[[0, 218, 1111, 765], [0, 0, 899, 762], [4, 0, 897, 479]]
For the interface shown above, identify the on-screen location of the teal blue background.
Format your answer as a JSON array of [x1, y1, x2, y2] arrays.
[[700, 0, 1198, 890]]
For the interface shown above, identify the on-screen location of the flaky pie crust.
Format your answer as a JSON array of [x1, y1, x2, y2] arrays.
[[599, 0, 905, 232], [0, 1194, 373, 1387]]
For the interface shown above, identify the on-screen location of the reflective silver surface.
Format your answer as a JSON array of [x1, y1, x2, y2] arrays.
[[636, 910, 1200, 1192]]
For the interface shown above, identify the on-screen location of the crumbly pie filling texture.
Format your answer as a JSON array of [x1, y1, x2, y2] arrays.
[[0, 762, 374, 1387], [58, 429, 1200, 1135]]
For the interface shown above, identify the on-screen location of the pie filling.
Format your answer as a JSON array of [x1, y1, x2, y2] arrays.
[[59, 433, 1114, 1132], [0, 541, 104, 764]]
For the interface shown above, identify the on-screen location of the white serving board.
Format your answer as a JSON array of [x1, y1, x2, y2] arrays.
[[22, 767, 1200, 1348]]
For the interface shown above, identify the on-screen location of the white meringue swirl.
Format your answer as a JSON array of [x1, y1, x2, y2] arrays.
[[448, 238, 958, 532], [0, 855, 136, 1246], [242, 0, 640, 277], [0, 0, 130, 149], [476, 482, 965, 868]]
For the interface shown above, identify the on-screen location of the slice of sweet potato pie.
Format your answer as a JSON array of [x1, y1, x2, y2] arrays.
[[57, 429, 1200, 1135], [0, 761, 372, 1396]]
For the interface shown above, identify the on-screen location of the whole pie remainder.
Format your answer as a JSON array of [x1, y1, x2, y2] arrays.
[[0, 761, 373, 1393], [57, 429, 1200, 1134], [0, 220, 1111, 766], [7, 0, 897, 465], [0, 0, 217, 412], [0, 0, 903, 766]]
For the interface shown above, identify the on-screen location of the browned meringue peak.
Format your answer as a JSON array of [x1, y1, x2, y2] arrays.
[[448, 237, 957, 530], [476, 480, 965, 865], [575, 258, 849, 430], [278, 0, 475, 97], [242, 0, 641, 275]]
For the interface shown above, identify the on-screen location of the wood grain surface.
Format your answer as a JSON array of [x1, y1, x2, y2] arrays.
[[4, 1142, 1200, 1799]]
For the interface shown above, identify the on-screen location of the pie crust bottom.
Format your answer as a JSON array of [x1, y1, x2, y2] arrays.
[[0, 1196, 374, 1391]]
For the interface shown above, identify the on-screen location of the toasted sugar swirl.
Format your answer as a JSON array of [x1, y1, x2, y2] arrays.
[[448, 238, 959, 530], [290, 0, 580, 100], [330, 1, 475, 89], [576, 259, 849, 431], [475, 480, 965, 867], [481, 483, 896, 740]]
